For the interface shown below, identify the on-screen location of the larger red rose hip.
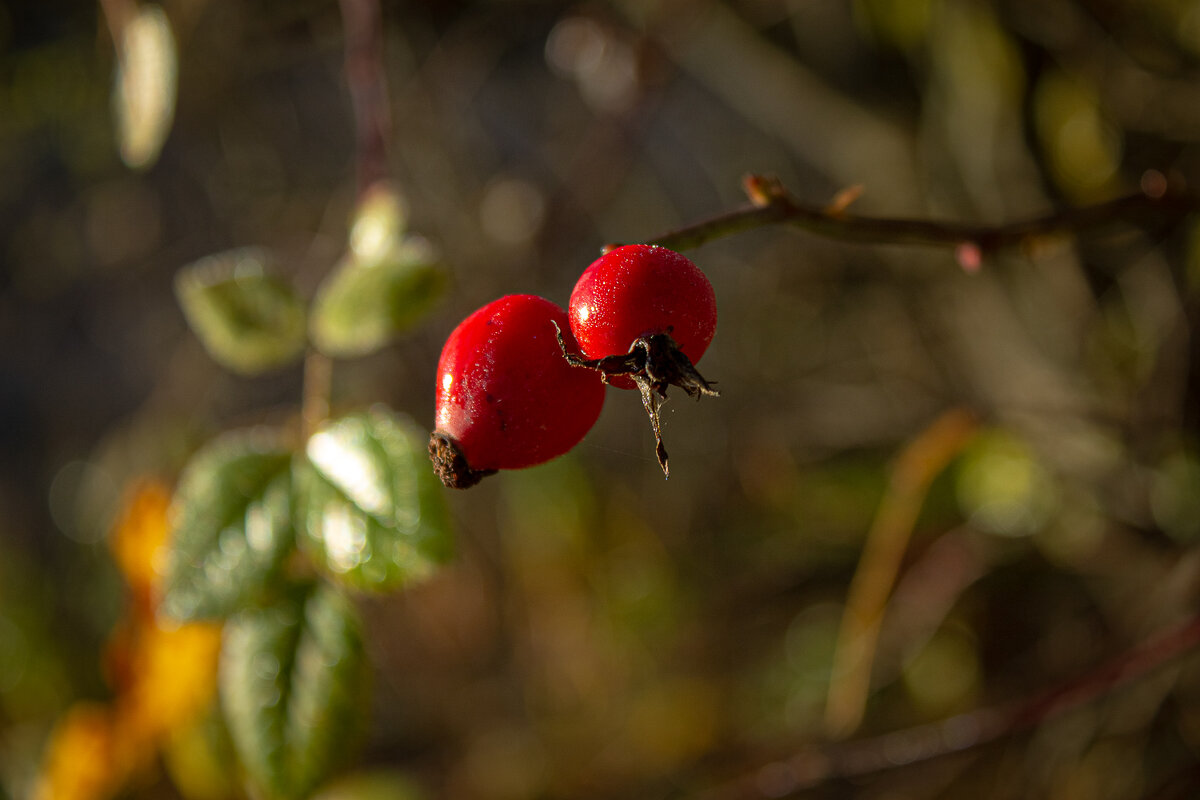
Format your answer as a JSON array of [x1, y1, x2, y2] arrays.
[[430, 294, 605, 488]]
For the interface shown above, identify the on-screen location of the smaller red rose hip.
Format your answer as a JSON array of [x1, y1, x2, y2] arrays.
[[561, 244, 719, 477], [430, 294, 605, 488], [569, 244, 717, 390]]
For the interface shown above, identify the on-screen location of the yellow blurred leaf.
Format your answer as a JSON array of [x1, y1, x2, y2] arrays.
[[113, 476, 224, 747], [115, 620, 223, 759], [109, 479, 172, 604], [33, 704, 121, 800], [40, 478, 226, 800]]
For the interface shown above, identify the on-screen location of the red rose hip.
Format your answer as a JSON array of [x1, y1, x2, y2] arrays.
[[560, 244, 719, 477], [569, 244, 717, 390], [430, 294, 605, 488]]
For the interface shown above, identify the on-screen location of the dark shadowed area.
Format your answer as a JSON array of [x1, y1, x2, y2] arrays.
[[4, 1, 1200, 798]]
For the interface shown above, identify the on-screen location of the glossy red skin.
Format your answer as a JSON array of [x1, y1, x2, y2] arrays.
[[569, 245, 717, 389], [435, 295, 605, 471]]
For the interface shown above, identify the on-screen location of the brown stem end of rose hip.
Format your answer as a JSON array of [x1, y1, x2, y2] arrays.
[[553, 321, 718, 478], [633, 332, 720, 400], [428, 430, 497, 489]]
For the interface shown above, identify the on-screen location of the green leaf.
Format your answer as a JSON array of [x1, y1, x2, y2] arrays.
[[310, 237, 445, 358], [176, 248, 307, 375], [221, 581, 368, 800], [162, 430, 295, 621], [295, 407, 452, 591]]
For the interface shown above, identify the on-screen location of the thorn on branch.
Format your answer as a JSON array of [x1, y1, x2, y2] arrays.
[[742, 174, 788, 208], [825, 184, 865, 217]]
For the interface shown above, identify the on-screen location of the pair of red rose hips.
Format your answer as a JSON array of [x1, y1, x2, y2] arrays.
[[429, 244, 718, 488]]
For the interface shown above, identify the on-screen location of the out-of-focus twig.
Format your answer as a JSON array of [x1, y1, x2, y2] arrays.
[[825, 408, 981, 740], [299, 0, 391, 440], [614, 0, 921, 205], [97, 0, 137, 51], [301, 351, 332, 442], [338, 0, 391, 196], [701, 610, 1200, 800], [620, 174, 1200, 260]]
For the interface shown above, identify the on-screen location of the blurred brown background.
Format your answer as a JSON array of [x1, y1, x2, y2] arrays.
[[4, 0, 1200, 798]]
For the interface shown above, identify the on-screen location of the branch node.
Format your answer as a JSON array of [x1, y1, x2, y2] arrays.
[[826, 184, 865, 217], [743, 174, 788, 208], [955, 241, 984, 274]]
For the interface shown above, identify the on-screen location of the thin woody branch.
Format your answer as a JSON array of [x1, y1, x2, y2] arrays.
[[615, 174, 1200, 257], [700, 610, 1200, 800]]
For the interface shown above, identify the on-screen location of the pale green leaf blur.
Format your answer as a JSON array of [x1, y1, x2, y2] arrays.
[[310, 239, 445, 359], [112, 4, 176, 170], [295, 408, 452, 591], [175, 248, 307, 375], [6, 1, 1200, 798]]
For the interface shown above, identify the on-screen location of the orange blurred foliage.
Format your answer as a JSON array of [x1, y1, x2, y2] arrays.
[[33, 480, 223, 800], [33, 704, 121, 800], [109, 478, 171, 616]]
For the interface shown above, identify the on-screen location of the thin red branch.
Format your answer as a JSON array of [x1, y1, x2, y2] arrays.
[[338, 0, 391, 196], [700, 612, 1200, 799], [300, 0, 390, 437]]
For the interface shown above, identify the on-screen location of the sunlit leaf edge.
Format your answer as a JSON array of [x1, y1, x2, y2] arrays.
[[295, 407, 453, 592]]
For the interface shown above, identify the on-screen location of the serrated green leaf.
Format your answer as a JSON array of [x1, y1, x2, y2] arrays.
[[162, 430, 295, 621], [221, 581, 368, 800], [177, 248, 307, 375], [295, 407, 452, 591], [310, 237, 445, 358]]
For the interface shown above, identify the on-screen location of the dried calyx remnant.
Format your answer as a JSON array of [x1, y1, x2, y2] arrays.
[[553, 321, 718, 477], [428, 431, 496, 489]]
